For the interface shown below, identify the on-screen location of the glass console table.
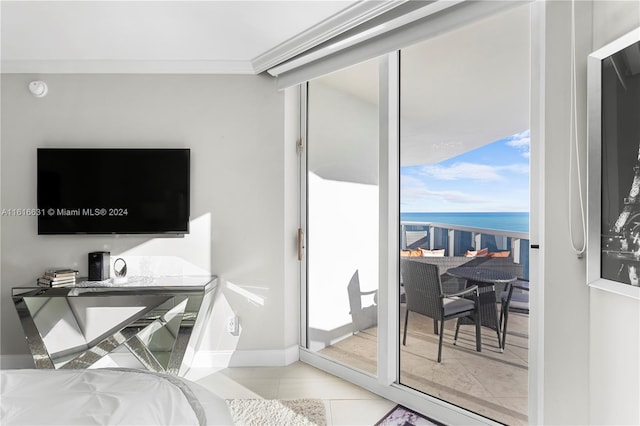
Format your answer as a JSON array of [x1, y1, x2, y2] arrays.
[[12, 275, 218, 376]]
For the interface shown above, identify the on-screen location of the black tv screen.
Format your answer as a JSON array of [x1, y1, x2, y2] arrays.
[[37, 148, 190, 235]]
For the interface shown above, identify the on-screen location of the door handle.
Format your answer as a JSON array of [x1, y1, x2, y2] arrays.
[[298, 228, 305, 261]]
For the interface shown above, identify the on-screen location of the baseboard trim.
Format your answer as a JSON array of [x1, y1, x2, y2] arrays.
[[1, 346, 300, 370], [191, 346, 300, 368]]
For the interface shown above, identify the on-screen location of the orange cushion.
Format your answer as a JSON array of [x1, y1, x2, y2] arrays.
[[465, 247, 489, 257], [401, 249, 422, 257], [489, 251, 511, 258]]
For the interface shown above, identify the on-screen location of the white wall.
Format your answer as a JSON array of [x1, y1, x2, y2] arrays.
[[283, 86, 302, 351], [537, 3, 591, 422], [538, 1, 640, 424], [0, 73, 298, 367]]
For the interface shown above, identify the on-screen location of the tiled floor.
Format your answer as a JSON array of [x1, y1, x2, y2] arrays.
[[320, 304, 529, 426], [187, 362, 397, 426], [186, 306, 528, 425]]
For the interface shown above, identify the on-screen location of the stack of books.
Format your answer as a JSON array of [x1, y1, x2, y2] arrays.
[[37, 268, 79, 287]]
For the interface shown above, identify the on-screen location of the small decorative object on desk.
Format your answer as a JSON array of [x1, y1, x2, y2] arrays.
[[37, 268, 79, 288], [113, 258, 128, 284]]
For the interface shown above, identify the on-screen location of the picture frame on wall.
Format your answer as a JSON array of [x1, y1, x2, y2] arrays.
[[587, 27, 640, 299]]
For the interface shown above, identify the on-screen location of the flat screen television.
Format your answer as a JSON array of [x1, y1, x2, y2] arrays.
[[37, 148, 190, 235]]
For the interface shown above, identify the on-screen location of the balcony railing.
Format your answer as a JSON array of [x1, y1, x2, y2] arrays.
[[401, 221, 530, 277]]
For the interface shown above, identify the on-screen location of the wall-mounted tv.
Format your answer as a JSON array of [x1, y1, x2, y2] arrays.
[[37, 148, 190, 235]]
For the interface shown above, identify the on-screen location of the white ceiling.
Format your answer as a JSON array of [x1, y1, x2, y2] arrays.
[[317, 2, 531, 167], [0, 1, 359, 73]]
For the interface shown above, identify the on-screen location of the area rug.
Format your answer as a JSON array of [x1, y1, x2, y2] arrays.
[[375, 404, 443, 426], [226, 399, 326, 426]]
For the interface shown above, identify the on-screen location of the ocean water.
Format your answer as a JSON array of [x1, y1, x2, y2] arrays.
[[400, 212, 529, 233]]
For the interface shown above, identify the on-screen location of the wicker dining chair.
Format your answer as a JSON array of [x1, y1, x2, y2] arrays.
[[401, 259, 481, 362], [499, 278, 530, 349]]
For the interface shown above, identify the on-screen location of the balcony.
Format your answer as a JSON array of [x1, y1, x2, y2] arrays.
[[319, 220, 530, 425], [401, 221, 530, 279]]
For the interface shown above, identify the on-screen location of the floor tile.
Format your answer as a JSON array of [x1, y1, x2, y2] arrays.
[[191, 301, 530, 426], [319, 302, 530, 424], [196, 373, 280, 399], [193, 362, 396, 425], [278, 377, 379, 400]]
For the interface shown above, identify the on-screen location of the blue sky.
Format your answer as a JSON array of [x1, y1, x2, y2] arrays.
[[401, 129, 530, 213]]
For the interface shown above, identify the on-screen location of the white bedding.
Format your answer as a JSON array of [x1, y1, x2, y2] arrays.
[[0, 368, 233, 425]]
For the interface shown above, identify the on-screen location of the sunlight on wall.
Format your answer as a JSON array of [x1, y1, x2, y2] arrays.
[[308, 172, 378, 334], [113, 213, 211, 276], [192, 290, 241, 369], [226, 281, 265, 307]]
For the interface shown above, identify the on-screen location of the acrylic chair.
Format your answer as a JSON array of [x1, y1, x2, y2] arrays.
[[499, 278, 529, 350], [401, 259, 481, 362]]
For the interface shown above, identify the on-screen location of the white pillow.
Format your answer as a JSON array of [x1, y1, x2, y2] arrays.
[[421, 249, 445, 257]]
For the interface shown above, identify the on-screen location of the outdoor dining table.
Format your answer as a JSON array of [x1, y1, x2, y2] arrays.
[[446, 266, 517, 352]]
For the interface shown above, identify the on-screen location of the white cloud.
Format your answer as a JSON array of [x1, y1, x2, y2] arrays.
[[419, 162, 527, 181], [505, 129, 530, 158], [501, 163, 529, 174], [401, 176, 491, 204], [401, 174, 529, 212], [400, 131, 531, 212]]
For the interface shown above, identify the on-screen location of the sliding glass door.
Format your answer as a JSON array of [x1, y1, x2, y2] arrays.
[[399, 4, 531, 424], [305, 58, 380, 375], [299, 3, 533, 425]]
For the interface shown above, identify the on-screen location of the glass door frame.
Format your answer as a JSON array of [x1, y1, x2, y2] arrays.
[[297, 52, 503, 425]]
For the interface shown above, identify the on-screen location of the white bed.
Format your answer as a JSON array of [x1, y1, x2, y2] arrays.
[[0, 368, 233, 425]]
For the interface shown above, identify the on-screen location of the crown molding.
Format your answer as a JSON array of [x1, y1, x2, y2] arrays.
[[251, 0, 410, 74], [0, 59, 255, 75], [267, 0, 468, 79]]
